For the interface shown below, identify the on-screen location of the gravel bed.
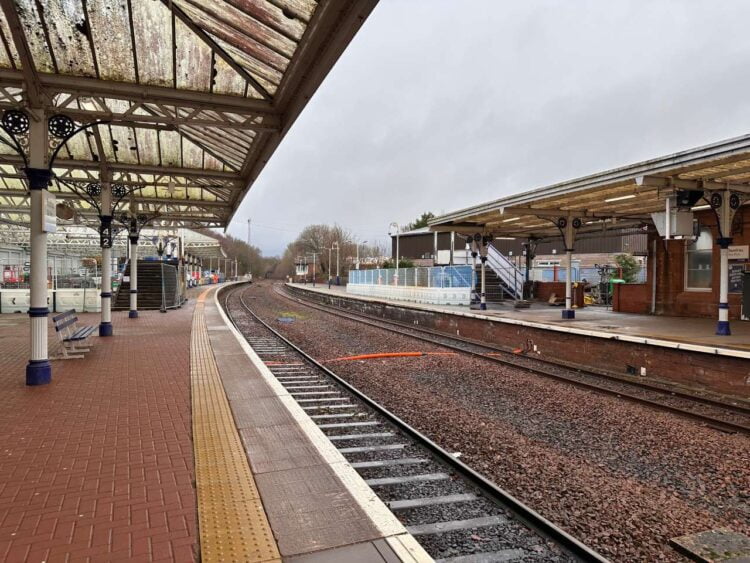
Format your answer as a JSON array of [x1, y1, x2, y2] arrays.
[[230, 283, 750, 562]]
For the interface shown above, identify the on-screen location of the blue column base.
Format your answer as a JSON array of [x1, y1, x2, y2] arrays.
[[480, 303, 487, 310], [26, 360, 51, 386], [716, 320, 731, 336], [128, 310, 139, 319], [562, 309, 576, 319], [99, 322, 113, 337]]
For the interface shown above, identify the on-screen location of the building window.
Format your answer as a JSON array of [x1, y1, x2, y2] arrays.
[[685, 228, 712, 290]]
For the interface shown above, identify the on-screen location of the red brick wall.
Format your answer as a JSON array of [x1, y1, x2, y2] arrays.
[[290, 285, 750, 397], [534, 282, 585, 308], [650, 207, 748, 319], [613, 283, 651, 314]]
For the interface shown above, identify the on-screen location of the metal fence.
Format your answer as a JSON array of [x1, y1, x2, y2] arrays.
[[525, 265, 647, 284], [349, 265, 473, 288]]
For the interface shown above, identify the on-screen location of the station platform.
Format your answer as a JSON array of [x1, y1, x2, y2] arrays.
[[286, 283, 750, 398], [0, 283, 430, 562]]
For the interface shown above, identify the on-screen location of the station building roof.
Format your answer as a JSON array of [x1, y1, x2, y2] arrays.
[[0, 0, 376, 229], [429, 134, 750, 239]]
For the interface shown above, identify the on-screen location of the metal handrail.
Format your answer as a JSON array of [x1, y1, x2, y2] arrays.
[[486, 245, 524, 299]]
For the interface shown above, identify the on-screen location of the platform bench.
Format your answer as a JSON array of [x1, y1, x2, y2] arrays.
[[52, 310, 96, 359]]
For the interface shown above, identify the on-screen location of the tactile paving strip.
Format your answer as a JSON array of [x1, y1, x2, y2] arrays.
[[192, 289, 281, 563]]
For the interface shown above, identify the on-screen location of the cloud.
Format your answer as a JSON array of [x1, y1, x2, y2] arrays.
[[230, 0, 750, 256]]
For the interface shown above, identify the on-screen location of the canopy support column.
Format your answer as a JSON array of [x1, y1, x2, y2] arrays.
[[561, 216, 578, 320], [129, 233, 139, 318], [714, 190, 739, 336], [25, 111, 52, 385], [478, 235, 489, 311], [99, 180, 113, 336]]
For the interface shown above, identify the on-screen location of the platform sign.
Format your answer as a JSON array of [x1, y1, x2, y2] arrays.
[[99, 223, 113, 248], [43, 192, 57, 233], [728, 245, 749, 260], [729, 263, 745, 294]]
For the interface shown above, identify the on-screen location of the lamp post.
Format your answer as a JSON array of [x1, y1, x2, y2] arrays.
[[356, 240, 367, 270], [333, 241, 340, 285], [328, 245, 333, 286], [389, 222, 399, 267]]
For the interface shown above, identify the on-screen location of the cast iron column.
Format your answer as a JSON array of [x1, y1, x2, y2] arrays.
[[129, 232, 139, 318], [99, 180, 113, 336], [25, 112, 52, 385]]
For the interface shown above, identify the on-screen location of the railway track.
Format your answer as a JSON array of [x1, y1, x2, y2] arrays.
[[277, 284, 750, 436], [224, 284, 608, 563]]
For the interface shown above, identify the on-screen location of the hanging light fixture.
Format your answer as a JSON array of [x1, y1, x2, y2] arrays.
[[167, 176, 175, 195]]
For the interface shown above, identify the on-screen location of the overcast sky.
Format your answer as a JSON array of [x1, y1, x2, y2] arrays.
[[229, 0, 750, 256]]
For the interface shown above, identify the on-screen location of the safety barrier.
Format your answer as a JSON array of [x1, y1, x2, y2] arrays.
[[347, 266, 472, 305], [0, 288, 101, 314]]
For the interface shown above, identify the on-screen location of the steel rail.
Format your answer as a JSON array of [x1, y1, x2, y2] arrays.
[[277, 285, 750, 436], [224, 283, 610, 563]]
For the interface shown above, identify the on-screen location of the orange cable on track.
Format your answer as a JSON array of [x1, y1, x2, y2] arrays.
[[325, 351, 456, 362]]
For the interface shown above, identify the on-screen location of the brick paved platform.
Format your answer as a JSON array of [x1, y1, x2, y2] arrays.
[[0, 305, 198, 562]]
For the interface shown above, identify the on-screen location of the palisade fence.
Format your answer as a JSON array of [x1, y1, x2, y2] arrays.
[[349, 265, 473, 289]]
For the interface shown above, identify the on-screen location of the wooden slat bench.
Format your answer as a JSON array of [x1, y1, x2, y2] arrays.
[[52, 310, 96, 359]]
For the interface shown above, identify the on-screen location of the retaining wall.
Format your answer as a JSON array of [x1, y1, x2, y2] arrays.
[[288, 284, 750, 398]]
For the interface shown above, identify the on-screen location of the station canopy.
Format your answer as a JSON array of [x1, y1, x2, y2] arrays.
[[0, 0, 375, 229], [0, 222, 224, 258], [430, 134, 750, 239]]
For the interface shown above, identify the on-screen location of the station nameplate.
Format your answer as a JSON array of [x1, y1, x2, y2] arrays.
[[728, 245, 749, 260]]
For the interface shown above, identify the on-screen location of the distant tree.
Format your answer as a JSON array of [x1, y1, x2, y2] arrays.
[[197, 230, 267, 278], [405, 211, 435, 231], [273, 224, 381, 279], [614, 254, 640, 283]]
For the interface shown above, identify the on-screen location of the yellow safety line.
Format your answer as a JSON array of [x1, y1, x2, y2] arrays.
[[191, 288, 281, 563]]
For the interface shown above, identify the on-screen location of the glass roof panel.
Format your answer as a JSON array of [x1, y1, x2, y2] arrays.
[[211, 55, 247, 96], [182, 137, 204, 170], [87, 0, 136, 82], [175, 17, 212, 92], [0, 15, 20, 68], [37, 0, 96, 76], [134, 128, 160, 167], [210, 33, 280, 92], [131, 0, 174, 87], [15, 0, 55, 72], [159, 130, 182, 168], [109, 125, 139, 164]]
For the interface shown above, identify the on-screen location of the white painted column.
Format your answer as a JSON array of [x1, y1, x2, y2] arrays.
[[717, 244, 730, 335], [25, 110, 52, 385], [480, 256, 487, 310], [129, 233, 139, 318], [479, 238, 488, 310], [716, 191, 734, 336], [99, 181, 113, 336], [562, 218, 576, 319]]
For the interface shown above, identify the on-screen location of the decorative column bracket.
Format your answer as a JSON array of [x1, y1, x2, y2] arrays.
[[0, 110, 109, 171], [552, 216, 582, 319], [706, 190, 744, 335]]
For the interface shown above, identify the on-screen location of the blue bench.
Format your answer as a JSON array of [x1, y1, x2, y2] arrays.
[[52, 310, 96, 359]]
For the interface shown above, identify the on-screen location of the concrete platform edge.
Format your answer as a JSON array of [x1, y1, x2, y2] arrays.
[[214, 282, 433, 563], [288, 283, 750, 360]]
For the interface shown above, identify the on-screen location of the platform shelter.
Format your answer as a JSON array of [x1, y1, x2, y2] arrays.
[[429, 135, 750, 335], [0, 0, 377, 385]]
